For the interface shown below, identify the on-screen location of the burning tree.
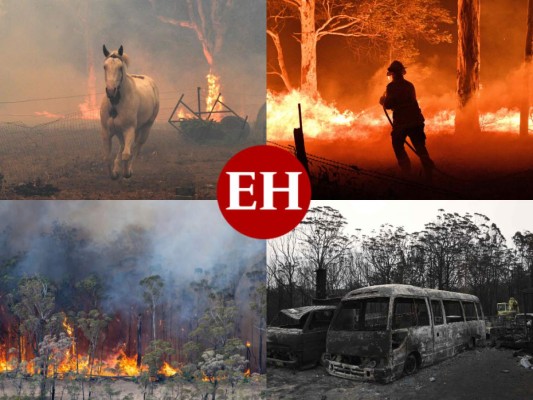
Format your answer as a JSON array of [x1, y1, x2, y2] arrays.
[[456, 0, 481, 134], [156, 0, 234, 111], [11, 277, 57, 360], [76, 309, 111, 378], [0, 204, 264, 398], [521, 0, 533, 136], [268, 0, 452, 97]]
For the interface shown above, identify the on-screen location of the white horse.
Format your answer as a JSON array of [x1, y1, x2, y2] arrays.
[[100, 45, 159, 179]]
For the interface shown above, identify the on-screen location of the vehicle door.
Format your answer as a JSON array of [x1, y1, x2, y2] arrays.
[[430, 299, 448, 361], [391, 297, 432, 368], [301, 309, 335, 364]]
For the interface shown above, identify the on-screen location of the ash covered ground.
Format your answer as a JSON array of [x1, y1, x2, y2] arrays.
[[266, 347, 533, 400], [0, 122, 263, 199]]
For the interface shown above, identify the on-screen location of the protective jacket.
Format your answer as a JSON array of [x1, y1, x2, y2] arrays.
[[382, 77, 425, 130]]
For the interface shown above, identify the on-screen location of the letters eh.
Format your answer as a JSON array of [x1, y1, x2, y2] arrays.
[[226, 171, 303, 210]]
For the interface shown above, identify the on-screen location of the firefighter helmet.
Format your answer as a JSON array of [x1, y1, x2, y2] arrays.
[[387, 60, 406, 75]]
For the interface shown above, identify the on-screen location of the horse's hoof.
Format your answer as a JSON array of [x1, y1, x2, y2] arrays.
[[111, 172, 120, 180], [123, 172, 132, 179]]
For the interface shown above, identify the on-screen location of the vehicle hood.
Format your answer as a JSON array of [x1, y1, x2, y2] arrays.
[[267, 326, 303, 347]]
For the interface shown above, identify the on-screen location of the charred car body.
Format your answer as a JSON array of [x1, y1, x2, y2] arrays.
[[324, 284, 486, 383], [267, 305, 336, 368]]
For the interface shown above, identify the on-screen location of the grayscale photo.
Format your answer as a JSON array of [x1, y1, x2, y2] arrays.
[[267, 201, 533, 399]]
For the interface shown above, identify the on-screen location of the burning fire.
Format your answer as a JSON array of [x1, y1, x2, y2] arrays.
[[206, 70, 224, 120], [0, 349, 183, 378], [267, 90, 358, 140], [267, 90, 528, 141], [159, 361, 180, 377]]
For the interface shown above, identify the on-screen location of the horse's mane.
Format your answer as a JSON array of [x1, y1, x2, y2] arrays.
[[108, 51, 130, 67]]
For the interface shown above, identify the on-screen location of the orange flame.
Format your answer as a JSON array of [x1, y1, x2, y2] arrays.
[[159, 361, 180, 377], [206, 70, 224, 120], [268, 90, 526, 140]]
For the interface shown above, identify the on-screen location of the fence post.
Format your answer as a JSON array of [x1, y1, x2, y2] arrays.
[[293, 103, 310, 175]]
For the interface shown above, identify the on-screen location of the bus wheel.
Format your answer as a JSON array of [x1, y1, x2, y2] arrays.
[[403, 353, 418, 376]]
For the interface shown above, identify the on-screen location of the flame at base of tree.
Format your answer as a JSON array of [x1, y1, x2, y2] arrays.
[[0, 350, 183, 378], [267, 90, 527, 141], [206, 70, 224, 120]]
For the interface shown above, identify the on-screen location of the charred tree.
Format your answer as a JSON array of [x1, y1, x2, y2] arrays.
[[456, 0, 481, 134], [136, 314, 142, 368], [521, 0, 533, 137]]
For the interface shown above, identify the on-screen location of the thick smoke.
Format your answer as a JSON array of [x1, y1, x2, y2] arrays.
[[0, 201, 265, 319], [0, 0, 265, 123]]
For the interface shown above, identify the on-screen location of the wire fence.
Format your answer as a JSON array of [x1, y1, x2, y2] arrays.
[[0, 109, 105, 183]]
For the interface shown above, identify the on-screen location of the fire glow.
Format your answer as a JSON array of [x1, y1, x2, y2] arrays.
[[206, 70, 224, 119], [267, 90, 526, 141], [1, 349, 186, 378]]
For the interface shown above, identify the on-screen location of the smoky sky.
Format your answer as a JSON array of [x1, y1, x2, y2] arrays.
[[267, 0, 529, 113], [0, 200, 265, 315], [0, 0, 266, 123]]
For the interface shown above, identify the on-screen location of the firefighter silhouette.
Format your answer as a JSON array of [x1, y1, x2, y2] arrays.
[[380, 60, 434, 181]]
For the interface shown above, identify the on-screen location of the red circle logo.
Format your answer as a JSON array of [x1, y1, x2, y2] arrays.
[[217, 145, 311, 239]]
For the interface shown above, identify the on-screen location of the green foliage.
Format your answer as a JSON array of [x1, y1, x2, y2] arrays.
[[188, 296, 238, 351], [139, 275, 164, 308], [77, 309, 111, 376], [142, 340, 174, 378], [11, 277, 56, 336], [75, 275, 104, 310]]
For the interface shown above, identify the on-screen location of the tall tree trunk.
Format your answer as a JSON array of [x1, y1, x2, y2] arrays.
[[456, 0, 481, 135], [267, 30, 293, 91], [136, 314, 143, 368], [299, 0, 318, 96], [152, 301, 157, 341], [521, 0, 533, 137]]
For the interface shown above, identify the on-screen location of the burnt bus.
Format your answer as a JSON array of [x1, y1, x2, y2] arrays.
[[324, 284, 486, 383]]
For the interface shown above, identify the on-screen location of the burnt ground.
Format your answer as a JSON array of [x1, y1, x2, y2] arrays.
[[271, 130, 533, 199], [0, 121, 263, 199], [266, 348, 533, 400], [0, 374, 266, 399]]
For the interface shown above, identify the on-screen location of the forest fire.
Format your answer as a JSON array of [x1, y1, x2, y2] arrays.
[[0, 203, 265, 399], [267, 90, 526, 141]]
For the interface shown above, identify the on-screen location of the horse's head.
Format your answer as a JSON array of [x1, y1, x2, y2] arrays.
[[103, 45, 129, 102]]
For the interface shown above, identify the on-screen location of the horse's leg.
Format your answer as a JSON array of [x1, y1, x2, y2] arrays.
[[135, 122, 153, 158], [100, 128, 114, 179], [122, 127, 136, 179], [113, 135, 125, 179]]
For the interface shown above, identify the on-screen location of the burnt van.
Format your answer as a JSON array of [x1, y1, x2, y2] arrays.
[[324, 284, 485, 383]]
